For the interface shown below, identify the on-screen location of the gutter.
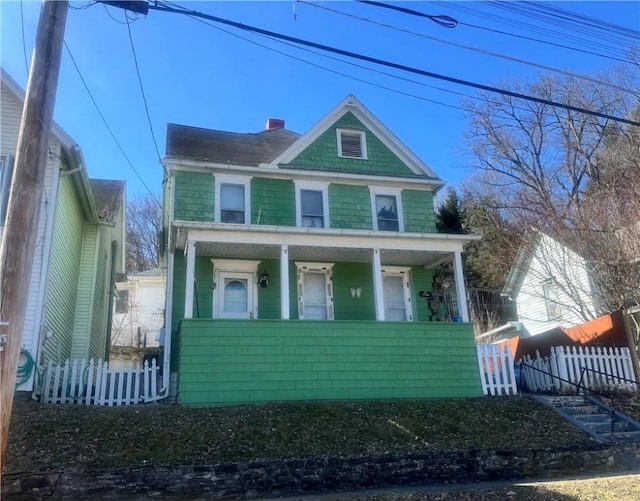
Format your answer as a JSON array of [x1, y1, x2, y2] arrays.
[[60, 146, 98, 222]]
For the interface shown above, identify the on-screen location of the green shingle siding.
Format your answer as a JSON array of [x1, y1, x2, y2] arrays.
[[410, 266, 435, 321], [178, 319, 481, 406], [173, 170, 214, 222], [257, 259, 281, 319], [70, 224, 99, 360], [285, 112, 418, 177], [402, 189, 436, 233], [88, 237, 110, 360], [329, 184, 372, 230], [251, 178, 295, 226], [332, 262, 376, 320], [42, 177, 83, 364]]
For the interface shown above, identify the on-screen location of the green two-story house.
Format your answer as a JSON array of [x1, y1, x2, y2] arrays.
[[162, 95, 482, 406]]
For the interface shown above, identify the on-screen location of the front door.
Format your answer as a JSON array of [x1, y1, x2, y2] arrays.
[[382, 269, 413, 321], [215, 271, 255, 319]]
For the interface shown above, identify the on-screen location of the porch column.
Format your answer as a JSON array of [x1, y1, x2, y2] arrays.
[[184, 240, 196, 319], [280, 245, 290, 319], [453, 251, 470, 322], [372, 248, 385, 321]]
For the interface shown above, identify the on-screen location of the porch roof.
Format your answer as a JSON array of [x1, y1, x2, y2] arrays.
[[172, 221, 480, 267]]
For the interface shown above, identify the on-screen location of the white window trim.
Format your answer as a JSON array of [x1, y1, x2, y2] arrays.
[[370, 187, 404, 232], [381, 266, 413, 321], [211, 259, 261, 319], [294, 180, 330, 229], [214, 174, 252, 224], [336, 128, 368, 160], [295, 262, 334, 320]]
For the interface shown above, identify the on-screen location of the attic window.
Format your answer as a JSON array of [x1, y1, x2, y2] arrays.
[[337, 129, 367, 159]]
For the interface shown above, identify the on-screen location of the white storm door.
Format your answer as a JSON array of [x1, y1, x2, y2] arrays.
[[383, 273, 412, 321], [216, 272, 255, 319]]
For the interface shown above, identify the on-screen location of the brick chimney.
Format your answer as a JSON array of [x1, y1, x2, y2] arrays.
[[265, 118, 285, 130]]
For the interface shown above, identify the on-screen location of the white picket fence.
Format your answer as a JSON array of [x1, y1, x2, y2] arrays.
[[476, 344, 518, 396], [39, 358, 163, 405], [522, 346, 637, 394]]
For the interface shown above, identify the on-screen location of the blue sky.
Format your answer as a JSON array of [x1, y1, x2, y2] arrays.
[[1, 1, 638, 200]]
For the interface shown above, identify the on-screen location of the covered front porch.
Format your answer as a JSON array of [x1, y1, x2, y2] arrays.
[[169, 222, 478, 324]]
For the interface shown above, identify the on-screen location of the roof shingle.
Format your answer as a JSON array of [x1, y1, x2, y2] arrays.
[[90, 179, 125, 222], [165, 123, 300, 166]]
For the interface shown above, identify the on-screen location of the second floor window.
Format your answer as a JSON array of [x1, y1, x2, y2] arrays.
[[220, 183, 245, 223], [295, 180, 329, 229], [375, 194, 399, 231], [301, 189, 324, 228]]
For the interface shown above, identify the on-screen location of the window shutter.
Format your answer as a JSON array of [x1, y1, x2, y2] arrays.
[[340, 132, 363, 158]]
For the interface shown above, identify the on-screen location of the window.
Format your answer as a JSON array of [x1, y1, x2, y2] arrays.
[[337, 129, 367, 159], [215, 175, 250, 224], [0, 155, 15, 227], [296, 262, 334, 320], [543, 283, 562, 321], [301, 190, 323, 227], [371, 188, 403, 232], [382, 267, 412, 321], [295, 181, 329, 228], [115, 290, 129, 314], [223, 278, 248, 313]]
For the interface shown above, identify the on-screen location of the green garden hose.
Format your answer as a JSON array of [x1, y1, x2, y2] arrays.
[[15, 348, 35, 387]]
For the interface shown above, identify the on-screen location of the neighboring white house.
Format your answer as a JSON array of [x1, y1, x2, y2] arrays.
[[1, 67, 126, 391], [111, 268, 165, 354], [498, 230, 603, 337]]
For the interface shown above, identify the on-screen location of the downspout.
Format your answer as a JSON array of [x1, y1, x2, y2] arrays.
[[104, 240, 118, 362]]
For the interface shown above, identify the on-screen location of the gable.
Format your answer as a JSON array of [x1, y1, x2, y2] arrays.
[[283, 112, 418, 177]]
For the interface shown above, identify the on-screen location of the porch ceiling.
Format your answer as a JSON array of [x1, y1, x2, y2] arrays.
[[194, 241, 450, 267]]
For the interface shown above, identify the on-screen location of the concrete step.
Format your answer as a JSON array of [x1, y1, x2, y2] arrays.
[[562, 405, 606, 416], [588, 421, 634, 434], [532, 394, 640, 443]]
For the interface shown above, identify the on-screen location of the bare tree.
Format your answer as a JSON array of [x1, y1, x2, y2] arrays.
[[462, 62, 640, 342], [464, 70, 638, 231], [126, 194, 162, 273]]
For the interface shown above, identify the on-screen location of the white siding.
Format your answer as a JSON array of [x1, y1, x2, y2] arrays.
[[515, 234, 600, 336], [1, 78, 61, 389], [112, 275, 165, 348]]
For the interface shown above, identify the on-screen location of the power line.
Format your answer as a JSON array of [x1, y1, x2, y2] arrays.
[[357, 0, 458, 28], [430, 1, 634, 64], [124, 11, 165, 171], [63, 40, 161, 206], [300, 1, 636, 95], [19, 0, 29, 78], [490, 0, 640, 44], [160, 1, 590, 127], [169, 5, 468, 113], [148, 2, 640, 128]]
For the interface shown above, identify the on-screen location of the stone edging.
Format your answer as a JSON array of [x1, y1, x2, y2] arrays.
[[3, 442, 640, 499]]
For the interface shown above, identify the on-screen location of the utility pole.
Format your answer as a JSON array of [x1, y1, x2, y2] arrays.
[[0, 0, 68, 478]]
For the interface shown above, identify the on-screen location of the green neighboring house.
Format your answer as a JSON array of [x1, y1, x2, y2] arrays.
[[0, 68, 126, 392], [163, 95, 482, 406]]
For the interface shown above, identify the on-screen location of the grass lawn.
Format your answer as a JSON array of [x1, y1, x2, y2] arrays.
[[5, 395, 602, 473]]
